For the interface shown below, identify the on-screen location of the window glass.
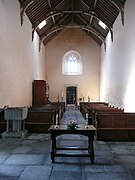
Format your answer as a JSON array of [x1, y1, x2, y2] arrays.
[[62, 51, 82, 75]]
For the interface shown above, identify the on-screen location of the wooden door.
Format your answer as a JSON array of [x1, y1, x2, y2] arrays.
[[33, 80, 47, 106], [66, 86, 77, 104]]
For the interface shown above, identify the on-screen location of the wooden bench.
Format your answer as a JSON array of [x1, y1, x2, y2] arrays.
[[48, 102, 65, 119], [26, 109, 56, 133], [31, 102, 65, 121], [95, 113, 135, 141], [26, 102, 65, 133], [80, 102, 109, 119], [80, 102, 123, 124], [0, 109, 6, 133], [91, 107, 124, 125]]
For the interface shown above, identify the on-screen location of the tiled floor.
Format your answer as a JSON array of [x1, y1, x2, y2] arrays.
[[0, 106, 135, 179]]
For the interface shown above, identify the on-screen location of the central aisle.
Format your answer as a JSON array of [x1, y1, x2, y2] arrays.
[[60, 105, 86, 125], [56, 105, 88, 154]]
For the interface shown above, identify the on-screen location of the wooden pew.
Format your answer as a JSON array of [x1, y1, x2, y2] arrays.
[[80, 102, 108, 112], [95, 113, 135, 141], [26, 109, 56, 133], [80, 102, 109, 119], [26, 102, 65, 133], [90, 106, 124, 123], [80, 102, 123, 124], [49, 102, 65, 119], [0, 109, 6, 133], [31, 102, 65, 122]]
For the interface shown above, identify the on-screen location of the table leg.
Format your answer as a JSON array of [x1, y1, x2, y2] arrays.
[[51, 134, 56, 163], [88, 136, 94, 164], [51, 151, 55, 163], [6, 120, 9, 132]]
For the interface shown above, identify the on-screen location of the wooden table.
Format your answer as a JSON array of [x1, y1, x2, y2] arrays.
[[48, 125, 96, 163]]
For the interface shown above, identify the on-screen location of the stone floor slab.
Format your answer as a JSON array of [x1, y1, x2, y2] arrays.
[[12, 146, 32, 154], [4, 154, 45, 165], [50, 171, 82, 180], [81, 164, 125, 173], [27, 133, 51, 140], [82, 172, 134, 180], [0, 177, 19, 180], [0, 165, 25, 177], [19, 165, 52, 180], [52, 163, 81, 172]]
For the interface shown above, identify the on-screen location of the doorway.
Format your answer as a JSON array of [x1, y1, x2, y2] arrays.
[[66, 86, 77, 105]]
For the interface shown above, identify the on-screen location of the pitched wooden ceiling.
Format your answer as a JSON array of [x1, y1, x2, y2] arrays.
[[18, 0, 126, 49]]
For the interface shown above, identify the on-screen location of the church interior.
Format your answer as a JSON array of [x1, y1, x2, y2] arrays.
[[1, 0, 135, 179]]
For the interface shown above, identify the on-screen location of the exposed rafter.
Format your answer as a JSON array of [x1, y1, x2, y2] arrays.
[[109, 0, 125, 25], [47, 0, 56, 25], [18, 0, 126, 50], [32, 8, 112, 29], [39, 24, 105, 51], [32, 0, 65, 27], [89, 0, 98, 25], [20, 0, 34, 26], [75, 14, 104, 39], [81, 0, 112, 26], [82, 27, 106, 51], [32, 10, 113, 42], [84, 12, 113, 42], [39, 28, 63, 51]]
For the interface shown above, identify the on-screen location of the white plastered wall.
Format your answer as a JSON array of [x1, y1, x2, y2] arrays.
[[0, 0, 45, 107], [100, 0, 135, 112], [45, 29, 100, 104]]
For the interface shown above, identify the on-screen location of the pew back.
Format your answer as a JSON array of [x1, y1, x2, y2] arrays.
[[96, 113, 135, 141], [0, 109, 6, 133], [26, 109, 56, 133]]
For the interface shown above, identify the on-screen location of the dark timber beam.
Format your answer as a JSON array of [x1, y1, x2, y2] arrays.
[[109, 0, 125, 25], [82, 27, 106, 51], [75, 14, 87, 25], [81, 0, 112, 26], [20, 0, 34, 26], [32, 10, 113, 42], [39, 24, 105, 51], [89, 0, 98, 25], [82, 27, 104, 42], [39, 28, 63, 51], [47, 0, 56, 25], [38, 14, 69, 48], [75, 13, 103, 39], [34, 0, 65, 27], [83, 12, 113, 42], [32, 12, 61, 41]]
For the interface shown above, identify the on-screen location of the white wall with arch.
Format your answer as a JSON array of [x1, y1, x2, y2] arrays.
[[45, 28, 100, 104]]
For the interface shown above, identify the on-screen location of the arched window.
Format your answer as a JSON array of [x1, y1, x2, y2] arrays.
[[62, 51, 82, 75]]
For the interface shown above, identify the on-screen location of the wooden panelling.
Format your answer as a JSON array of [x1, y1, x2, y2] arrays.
[[0, 109, 6, 133], [33, 80, 47, 106]]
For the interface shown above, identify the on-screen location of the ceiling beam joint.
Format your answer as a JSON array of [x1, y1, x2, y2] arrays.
[[39, 28, 63, 51], [89, 0, 98, 25]]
